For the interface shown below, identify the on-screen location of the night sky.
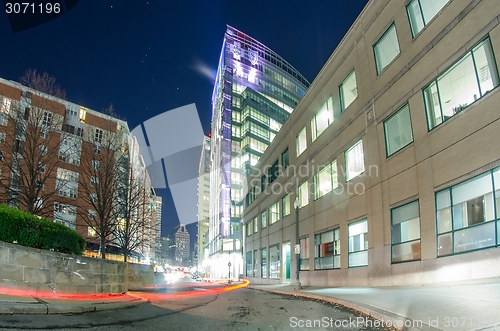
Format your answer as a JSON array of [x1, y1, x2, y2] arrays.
[[1, 0, 368, 238]]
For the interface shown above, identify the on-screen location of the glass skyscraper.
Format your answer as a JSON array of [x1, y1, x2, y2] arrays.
[[208, 26, 309, 278]]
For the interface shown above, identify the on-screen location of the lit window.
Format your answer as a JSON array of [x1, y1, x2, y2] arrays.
[[232, 125, 240, 138], [53, 202, 77, 229], [253, 250, 258, 278], [88, 226, 97, 237], [245, 252, 253, 277], [298, 181, 309, 208], [339, 71, 358, 112], [42, 111, 52, 127], [282, 194, 290, 217], [348, 219, 368, 267], [246, 220, 253, 237], [254, 217, 258, 233], [345, 140, 364, 181], [296, 127, 307, 156], [391, 201, 421, 262], [79, 108, 86, 122], [437, 170, 499, 256], [269, 245, 280, 279], [384, 103, 413, 156], [313, 160, 338, 200], [299, 237, 310, 271], [269, 118, 281, 131], [261, 211, 267, 229], [424, 37, 499, 130], [311, 97, 334, 140], [1, 98, 11, 114], [315, 229, 340, 269], [56, 168, 79, 199], [261, 248, 267, 278], [407, 0, 449, 37], [374, 24, 400, 75], [268, 202, 279, 225]]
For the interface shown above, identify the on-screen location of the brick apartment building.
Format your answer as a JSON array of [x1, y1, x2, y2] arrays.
[[0, 76, 158, 260]]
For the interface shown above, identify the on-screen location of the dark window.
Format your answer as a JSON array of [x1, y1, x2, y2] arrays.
[[281, 148, 289, 171]]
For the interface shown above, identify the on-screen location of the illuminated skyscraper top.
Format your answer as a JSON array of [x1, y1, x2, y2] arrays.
[[208, 25, 309, 277]]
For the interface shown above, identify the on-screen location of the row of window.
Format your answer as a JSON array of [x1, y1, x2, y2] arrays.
[[290, 1, 498, 161], [246, 139, 365, 208], [245, 245, 281, 279], [248, 33, 500, 210], [247, 166, 500, 271]]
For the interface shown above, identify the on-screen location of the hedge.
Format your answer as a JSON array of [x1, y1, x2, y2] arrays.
[[0, 204, 86, 255]]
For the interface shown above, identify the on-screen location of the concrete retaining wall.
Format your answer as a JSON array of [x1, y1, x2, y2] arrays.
[[127, 263, 154, 290], [0, 241, 154, 295]]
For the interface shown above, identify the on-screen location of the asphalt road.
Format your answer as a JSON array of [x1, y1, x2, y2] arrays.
[[0, 284, 392, 331]]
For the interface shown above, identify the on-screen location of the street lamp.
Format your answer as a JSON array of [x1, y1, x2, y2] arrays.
[[293, 198, 302, 290]]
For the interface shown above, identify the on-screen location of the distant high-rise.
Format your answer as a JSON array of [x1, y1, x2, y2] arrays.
[[172, 224, 190, 266], [208, 26, 309, 278]]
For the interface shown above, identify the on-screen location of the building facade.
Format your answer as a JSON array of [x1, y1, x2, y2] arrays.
[[196, 135, 211, 273], [0, 77, 158, 261], [172, 224, 190, 266], [155, 196, 163, 261], [243, 0, 500, 286], [208, 26, 309, 279]]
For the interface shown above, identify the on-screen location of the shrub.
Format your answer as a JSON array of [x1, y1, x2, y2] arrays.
[[0, 204, 85, 255]]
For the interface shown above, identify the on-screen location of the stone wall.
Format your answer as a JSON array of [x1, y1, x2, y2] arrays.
[[0, 241, 135, 295]]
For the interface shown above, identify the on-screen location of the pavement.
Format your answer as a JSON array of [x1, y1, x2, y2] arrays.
[[0, 277, 499, 331], [249, 277, 500, 331]]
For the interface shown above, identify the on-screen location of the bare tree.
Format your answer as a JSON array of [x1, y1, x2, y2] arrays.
[[111, 157, 156, 262], [0, 70, 67, 217], [78, 105, 125, 259]]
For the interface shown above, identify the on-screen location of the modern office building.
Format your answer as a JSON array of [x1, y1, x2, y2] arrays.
[[208, 26, 310, 279], [0, 76, 158, 261], [196, 136, 211, 272], [243, 0, 500, 286], [172, 224, 190, 266]]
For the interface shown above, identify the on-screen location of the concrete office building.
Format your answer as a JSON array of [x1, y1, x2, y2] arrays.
[[208, 26, 309, 279], [243, 0, 500, 286]]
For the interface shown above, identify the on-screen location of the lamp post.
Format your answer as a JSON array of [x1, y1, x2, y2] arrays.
[[293, 198, 302, 290]]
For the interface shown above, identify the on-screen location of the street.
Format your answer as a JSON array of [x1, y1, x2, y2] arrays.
[[0, 282, 392, 331]]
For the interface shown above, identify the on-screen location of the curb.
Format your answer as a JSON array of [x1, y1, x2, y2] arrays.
[[0, 297, 147, 315], [249, 286, 440, 331]]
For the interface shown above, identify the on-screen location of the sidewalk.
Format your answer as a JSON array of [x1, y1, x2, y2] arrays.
[[0, 292, 146, 315], [249, 277, 500, 331]]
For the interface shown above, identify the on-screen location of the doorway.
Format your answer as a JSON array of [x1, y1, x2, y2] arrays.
[[282, 242, 290, 282]]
